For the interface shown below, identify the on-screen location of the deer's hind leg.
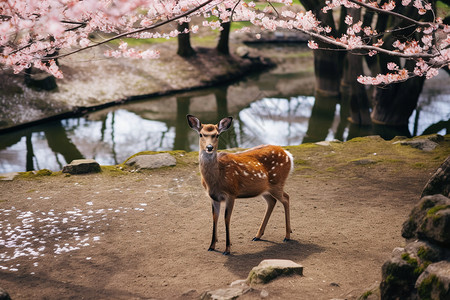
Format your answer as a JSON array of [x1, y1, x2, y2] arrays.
[[267, 189, 292, 242], [253, 193, 276, 241], [280, 191, 292, 241]]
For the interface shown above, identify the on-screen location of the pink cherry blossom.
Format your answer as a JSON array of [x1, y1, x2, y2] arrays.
[[308, 40, 319, 49], [0, 0, 447, 86]]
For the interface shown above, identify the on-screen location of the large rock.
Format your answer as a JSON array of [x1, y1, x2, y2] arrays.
[[402, 194, 450, 247], [394, 134, 443, 152], [415, 261, 450, 300], [247, 259, 303, 284], [62, 159, 101, 174], [422, 155, 450, 198], [125, 153, 176, 171], [380, 247, 423, 300]]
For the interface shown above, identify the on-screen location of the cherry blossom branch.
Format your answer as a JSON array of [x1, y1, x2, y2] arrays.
[[347, 0, 442, 28], [41, 0, 215, 61], [302, 27, 438, 59]]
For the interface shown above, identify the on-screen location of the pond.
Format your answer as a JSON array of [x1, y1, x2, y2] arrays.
[[0, 47, 449, 174]]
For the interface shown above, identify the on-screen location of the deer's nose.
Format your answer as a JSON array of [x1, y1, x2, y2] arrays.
[[206, 144, 214, 152]]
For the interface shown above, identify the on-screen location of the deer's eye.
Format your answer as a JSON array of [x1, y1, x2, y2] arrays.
[[199, 133, 203, 137], [211, 134, 216, 138]]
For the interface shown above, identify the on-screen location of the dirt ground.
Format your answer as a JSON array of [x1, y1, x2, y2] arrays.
[[1, 136, 449, 300]]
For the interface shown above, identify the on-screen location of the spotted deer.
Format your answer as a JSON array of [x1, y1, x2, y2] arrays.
[[187, 115, 294, 255]]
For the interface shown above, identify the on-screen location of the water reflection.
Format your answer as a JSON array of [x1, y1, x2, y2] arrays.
[[0, 78, 449, 173]]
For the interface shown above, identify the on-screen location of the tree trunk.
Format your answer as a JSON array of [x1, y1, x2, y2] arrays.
[[177, 22, 195, 58], [371, 66, 426, 127], [339, 8, 371, 126], [217, 21, 231, 55]]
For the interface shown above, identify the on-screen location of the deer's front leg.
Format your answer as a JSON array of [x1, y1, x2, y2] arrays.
[[223, 197, 235, 255], [208, 200, 220, 251]]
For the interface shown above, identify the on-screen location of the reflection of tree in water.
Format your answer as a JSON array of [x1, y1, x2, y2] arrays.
[[174, 96, 191, 152], [0, 120, 83, 171], [1, 77, 448, 173]]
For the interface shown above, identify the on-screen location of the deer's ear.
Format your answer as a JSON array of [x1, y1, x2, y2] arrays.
[[187, 115, 202, 133], [218, 117, 233, 134]]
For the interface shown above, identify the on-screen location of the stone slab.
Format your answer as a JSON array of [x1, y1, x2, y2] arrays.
[[247, 259, 303, 284], [125, 153, 176, 171]]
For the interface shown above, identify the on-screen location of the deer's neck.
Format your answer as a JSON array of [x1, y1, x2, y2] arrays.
[[199, 151, 221, 187]]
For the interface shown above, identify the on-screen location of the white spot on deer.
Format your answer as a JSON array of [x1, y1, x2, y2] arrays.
[[234, 171, 239, 176], [243, 171, 249, 176], [264, 158, 267, 161], [280, 163, 284, 166], [273, 173, 277, 177], [271, 151, 275, 154], [271, 161, 275, 164], [238, 163, 244, 166], [285, 156, 289, 163], [271, 166, 275, 170], [278, 153, 281, 157]]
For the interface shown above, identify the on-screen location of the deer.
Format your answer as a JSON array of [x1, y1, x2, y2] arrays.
[[187, 115, 294, 255]]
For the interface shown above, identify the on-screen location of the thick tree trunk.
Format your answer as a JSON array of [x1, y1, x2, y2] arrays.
[[177, 22, 195, 58], [371, 74, 425, 127]]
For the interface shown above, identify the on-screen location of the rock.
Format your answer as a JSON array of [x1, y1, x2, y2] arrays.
[[62, 159, 101, 174], [247, 259, 303, 284], [125, 153, 176, 171], [0, 287, 11, 300], [315, 140, 341, 146], [405, 241, 446, 263], [229, 279, 247, 288], [0, 172, 19, 181], [380, 248, 422, 300], [380, 240, 448, 299], [235, 46, 250, 58], [415, 261, 450, 300], [393, 134, 443, 151], [201, 286, 251, 300], [422, 155, 450, 198], [402, 194, 450, 247]]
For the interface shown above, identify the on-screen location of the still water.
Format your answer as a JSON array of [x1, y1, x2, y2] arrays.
[[0, 68, 449, 174]]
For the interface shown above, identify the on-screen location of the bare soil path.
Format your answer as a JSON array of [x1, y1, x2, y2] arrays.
[[1, 136, 449, 299]]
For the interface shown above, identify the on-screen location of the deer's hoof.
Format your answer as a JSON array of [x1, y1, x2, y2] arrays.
[[222, 251, 230, 256], [283, 238, 291, 242], [208, 247, 215, 251], [252, 237, 261, 242]]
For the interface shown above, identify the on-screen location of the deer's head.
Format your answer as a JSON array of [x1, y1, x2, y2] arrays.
[[187, 115, 233, 154]]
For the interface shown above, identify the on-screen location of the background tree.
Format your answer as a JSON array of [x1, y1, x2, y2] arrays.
[[299, 0, 448, 137], [177, 21, 196, 58]]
